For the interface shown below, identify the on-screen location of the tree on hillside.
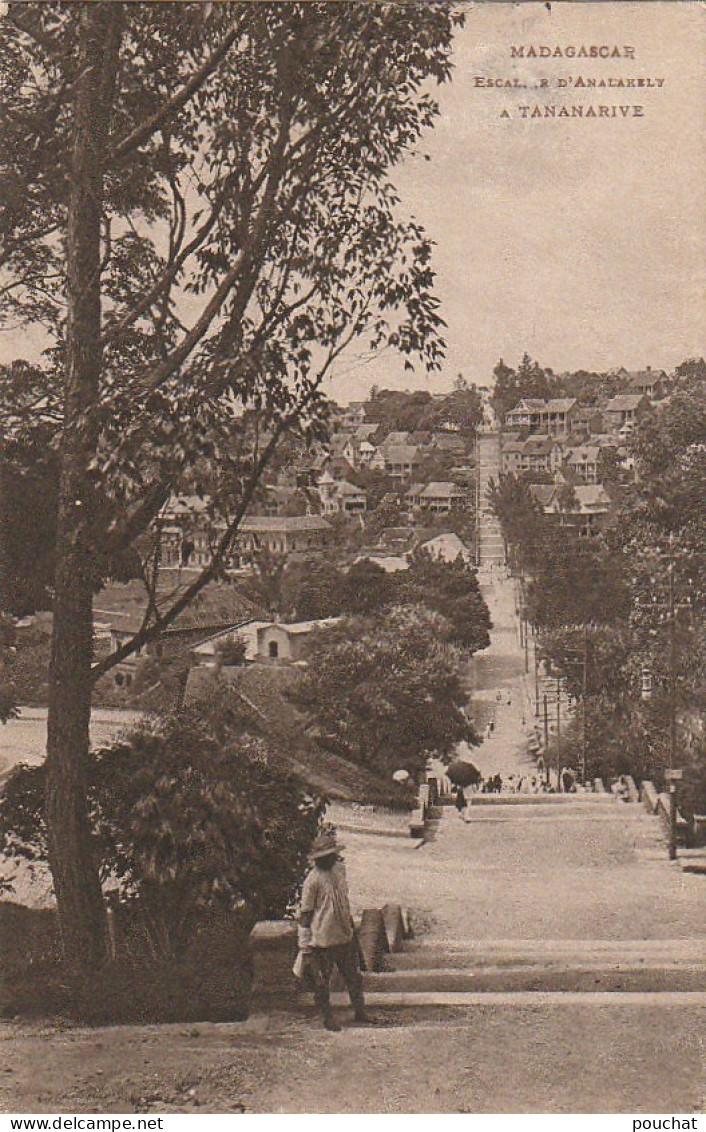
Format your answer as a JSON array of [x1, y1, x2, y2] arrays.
[[1, 2, 460, 968], [419, 374, 483, 435], [487, 473, 546, 573], [340, 557, 395, 615], [280, 556, 347, 621], [293, 606, 476, 778], [0, 688, 325, 957], [674, 357, 706, 386], [348, 466, 395, 510], [0, 413, 59, 616], [400, 548, 491, 652], [526, 536, 629, 629], [364, 389, 434, 435], [490, 354, 555, 421], [240, 551, 288, 618]]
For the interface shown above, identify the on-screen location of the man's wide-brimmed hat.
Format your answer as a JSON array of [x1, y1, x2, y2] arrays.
[[309, 831, 343, 860]]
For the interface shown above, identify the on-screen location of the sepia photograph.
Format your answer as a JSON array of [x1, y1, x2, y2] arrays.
[[0, 0, 704, 1118]]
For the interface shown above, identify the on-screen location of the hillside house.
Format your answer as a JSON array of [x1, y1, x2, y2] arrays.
[[235, 515, 331, 561], [378, 430, 413, 453], [316, 472, 366, 514], [563, 445, 601, 484], [254, 618, 340, 663], [603, 393, 650, 434], [384, 444, 421, 482], [419, 532, 472, 563], [505, 398, 578, 436], [543, 398, 579, 437], [430, 432, 468, 455], [615, 367, 667, 399], [505, 398, 547, 431], [339, 401, 367, 429], [416, 481, 466, 513], [95, 580, 261, 689], [518, 436, 559, 475], [544, 484, 615, 537], [500, 433, 526, 475]]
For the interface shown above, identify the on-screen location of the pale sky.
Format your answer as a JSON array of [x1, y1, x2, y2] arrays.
[[329, 1, 706, 401], [2, 3, 704, 403]]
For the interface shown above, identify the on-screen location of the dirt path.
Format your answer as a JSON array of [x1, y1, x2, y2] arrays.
[[2, 1005, 704, 1114]]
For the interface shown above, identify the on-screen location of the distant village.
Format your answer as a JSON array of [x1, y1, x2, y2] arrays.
[[92, 364, 673, 687], [9, 362, 677, 710]]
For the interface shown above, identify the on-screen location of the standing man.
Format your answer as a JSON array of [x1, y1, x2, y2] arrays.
[[298, 830, 370, 1032]]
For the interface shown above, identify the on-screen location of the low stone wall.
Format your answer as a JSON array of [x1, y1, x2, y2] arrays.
[[249, 920, 298, 1004], [656, 792, 689, 844], [358, 908, 390, 972], [250, 903, 410, 1004], [641, 780, 660, 813]]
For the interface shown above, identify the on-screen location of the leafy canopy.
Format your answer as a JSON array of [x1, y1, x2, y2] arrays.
[[1, 1, 461, 670], [0, 687, 325, 957]]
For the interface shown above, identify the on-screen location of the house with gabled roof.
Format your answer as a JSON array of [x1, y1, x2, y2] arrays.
[[543, 397, 578, 437], [383, 444, 421, 482], [563, 444, 601, 484], [500, 432, 527, 475], [602, 393, 650, 434], [417, 481, 466, 513], [339, 401, 367, 429], [378, 430, 413, 452], [235, 514, 332, 560], [505, 399, 547, 431], [544, 483, 615, 536], [95, 579, 264, 691], [518, 436, 558, 475], [419, 532, 472, 563]]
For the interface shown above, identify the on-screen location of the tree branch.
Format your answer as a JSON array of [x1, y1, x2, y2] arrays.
[[90, 400, 309, 681], [107, 17, 245, 166]]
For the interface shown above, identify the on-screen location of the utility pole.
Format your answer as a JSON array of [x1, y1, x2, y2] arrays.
[[581, 624, 588, 786], [543, 693, 549, 753], [668, 558, 676, 772], [556, 676, 561, 737], [534, 651, 540, 717]]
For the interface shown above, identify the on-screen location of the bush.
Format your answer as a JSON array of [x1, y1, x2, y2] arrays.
[[0, 902, 253, 1023], [0, 684, 326, 961], [215, 635, 247, 666]]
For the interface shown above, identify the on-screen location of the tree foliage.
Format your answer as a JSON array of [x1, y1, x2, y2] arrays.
[[0, 1, 462, 966], [294, 606, 476, 778], [0, 688, 325, 958], [401, 548, 491, 652], [2, 1, 457, 658]]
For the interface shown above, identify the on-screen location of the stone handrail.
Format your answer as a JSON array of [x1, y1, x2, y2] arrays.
[[640, 780, 659, 813]]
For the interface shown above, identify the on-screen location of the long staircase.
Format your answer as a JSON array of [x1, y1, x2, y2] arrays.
[[475, 428, 505, 567], [334, 792, 706, 1010]]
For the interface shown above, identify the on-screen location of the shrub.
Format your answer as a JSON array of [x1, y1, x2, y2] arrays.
[[0, 684, 325, 961]]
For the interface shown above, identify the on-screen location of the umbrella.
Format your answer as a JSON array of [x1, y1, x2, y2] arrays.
[[446, 760, 481, 787]]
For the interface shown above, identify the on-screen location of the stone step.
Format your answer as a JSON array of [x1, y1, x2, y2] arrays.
[[331, 989, 706, 1008], [396, 939, 706, 965], [363, 966, 706, 994], [464, 792, 616, 806]]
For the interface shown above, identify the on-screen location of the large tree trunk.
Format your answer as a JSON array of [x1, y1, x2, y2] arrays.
[[46, 4, 121, 970]]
